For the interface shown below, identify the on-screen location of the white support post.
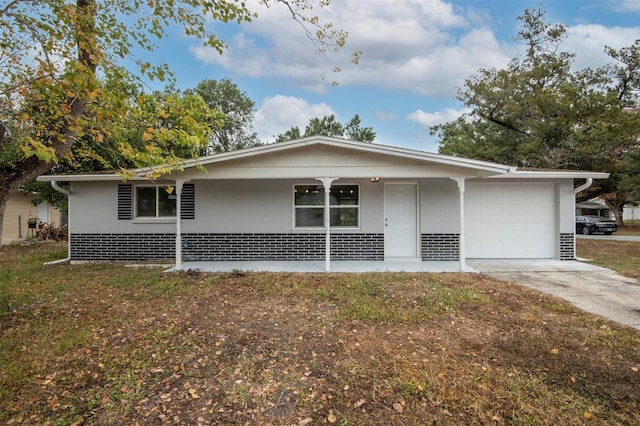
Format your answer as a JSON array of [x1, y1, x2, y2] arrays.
[[450, 177, 466, 272], [175, 180, 184, 271], [316, 177, 338, 272]]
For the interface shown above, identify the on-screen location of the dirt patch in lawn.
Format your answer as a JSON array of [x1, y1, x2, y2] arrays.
[[1, 243, 639, 425]]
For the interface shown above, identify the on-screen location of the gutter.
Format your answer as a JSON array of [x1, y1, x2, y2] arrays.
[[43, 181, 71, 266], [574, 178, 593, 194], [51, 180, 70, 196]]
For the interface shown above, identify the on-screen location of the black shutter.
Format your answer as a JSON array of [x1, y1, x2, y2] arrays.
[[117, 184, 132, 220], [181, 183, 195, 220]]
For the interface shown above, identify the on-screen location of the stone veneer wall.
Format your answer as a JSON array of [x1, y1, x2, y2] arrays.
[[421, 233, 459, 261], [70, 233, 384, 261], [559, 233, 575, 260]]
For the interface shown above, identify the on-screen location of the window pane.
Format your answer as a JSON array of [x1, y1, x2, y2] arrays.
[[295, 207, 324, 227], [330, 185, 358, 206], [136, 187, 156, 217], [295, 186, 324, 206], [158, 187, 177, 217], [331, 207, 358, 227]]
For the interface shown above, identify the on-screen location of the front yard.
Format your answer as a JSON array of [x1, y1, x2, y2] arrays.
[[1, 242, 639, 425], [577, 238, 640, 279]]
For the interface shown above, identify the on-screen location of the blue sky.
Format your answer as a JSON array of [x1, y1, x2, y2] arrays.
[[143, 0, 639, 152]]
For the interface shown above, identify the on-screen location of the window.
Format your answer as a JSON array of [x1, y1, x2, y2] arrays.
[[294, 184, 359, 228], [136, 186, 176, 218]]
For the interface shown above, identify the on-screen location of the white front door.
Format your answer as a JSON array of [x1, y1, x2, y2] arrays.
[[384, 184, 418, 258]]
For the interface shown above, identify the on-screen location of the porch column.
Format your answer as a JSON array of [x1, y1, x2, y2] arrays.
[[174, 180, 184, 271], [450, 177, 466, 272], [316, 177, 338, 272]]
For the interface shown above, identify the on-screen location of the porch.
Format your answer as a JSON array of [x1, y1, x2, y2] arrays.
[[170, 259, 469, 273]]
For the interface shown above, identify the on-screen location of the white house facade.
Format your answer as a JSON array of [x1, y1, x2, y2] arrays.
[[38, 136, 608, 271]]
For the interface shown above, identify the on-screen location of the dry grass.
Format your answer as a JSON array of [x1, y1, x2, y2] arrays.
[[1, 242, 639, 425], [577, 239, 640, 279], [616, 219, 640, 236]]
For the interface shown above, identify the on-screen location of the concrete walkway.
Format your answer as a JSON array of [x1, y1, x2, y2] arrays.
[[177, 259, 462, 273], [469, 259, 640, 331]]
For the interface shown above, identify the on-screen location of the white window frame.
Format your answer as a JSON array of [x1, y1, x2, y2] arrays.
[[293, 183, 360, 230], [134, 185, 176, 219]]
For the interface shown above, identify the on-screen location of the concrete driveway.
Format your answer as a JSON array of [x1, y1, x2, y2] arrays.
[[469, 259, 640, 331]]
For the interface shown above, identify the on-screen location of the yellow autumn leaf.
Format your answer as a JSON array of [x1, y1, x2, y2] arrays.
[[551, 348, 559, 354], [327, 412, 337, 423], [87, 89, 100, 100], [142, 132, 153, 141], [188, 388, 200, 399], [584, 411, 593, 420]]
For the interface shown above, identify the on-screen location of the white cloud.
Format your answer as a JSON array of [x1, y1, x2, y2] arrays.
[[612, 0, 640, 12], [375, 110, 396, 121], [567, 24, 640, 71], [254, 95, 336, 141], [406, 107, 470, 130], [189, 0, 511, 98], [189, 0, 639, 99]]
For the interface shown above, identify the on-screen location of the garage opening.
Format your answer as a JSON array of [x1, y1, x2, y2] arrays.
[[465, 182, 555, 258]]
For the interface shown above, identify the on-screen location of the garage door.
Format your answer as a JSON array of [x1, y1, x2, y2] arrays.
[[465, 183, 555, 258]]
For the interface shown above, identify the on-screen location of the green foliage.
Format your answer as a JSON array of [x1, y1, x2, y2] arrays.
[[188, 78, 261, 154], [0, 0, 353, 240], [276, 114, 376, 142], [20, 180, 68, 212], [432, 7, 640, 219]]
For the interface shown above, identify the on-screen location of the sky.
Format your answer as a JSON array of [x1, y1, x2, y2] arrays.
[[143, 0, 640, 153]]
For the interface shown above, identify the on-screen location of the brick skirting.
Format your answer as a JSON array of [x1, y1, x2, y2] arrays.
[[70, 233, 175, 261], [559, 233, 575, 260], [70, 233, 384, 261], [421, 233, 460, 261]]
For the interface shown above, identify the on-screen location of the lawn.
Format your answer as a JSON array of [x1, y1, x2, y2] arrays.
[[616, 220, 640, 237], [1, 243, 639, 425], [577, 238, 640, 279]]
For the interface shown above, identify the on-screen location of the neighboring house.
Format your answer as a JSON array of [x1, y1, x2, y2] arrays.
[[576, 200, 612, 219], [37, 136, 608, 271], [2, 192, 63, 244]]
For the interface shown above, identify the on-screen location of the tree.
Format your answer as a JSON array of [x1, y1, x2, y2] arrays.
[[0, 0, 353, 242], [276, 114, 376, 142], [188, 78, 260, 154], [432, 7, 640, 224]]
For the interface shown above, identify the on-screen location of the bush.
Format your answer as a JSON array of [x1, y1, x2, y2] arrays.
[[36, 223, 68, 242]]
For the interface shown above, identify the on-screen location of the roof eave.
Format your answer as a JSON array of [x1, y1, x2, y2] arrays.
[[487, 170, 610, 179], [37, 174, 147, 182]]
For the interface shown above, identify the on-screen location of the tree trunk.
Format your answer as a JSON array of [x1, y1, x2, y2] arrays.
[[0, 0, 97, 243], [603, 196, 628, 227], [0, 186, 9, 244]]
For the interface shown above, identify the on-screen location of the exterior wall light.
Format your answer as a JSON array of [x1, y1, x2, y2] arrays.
[[370, 177, 380, 182]]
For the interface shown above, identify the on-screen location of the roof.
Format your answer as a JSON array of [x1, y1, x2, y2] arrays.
[[36, 136, 608, 182], [486, 170, 609, 179]]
